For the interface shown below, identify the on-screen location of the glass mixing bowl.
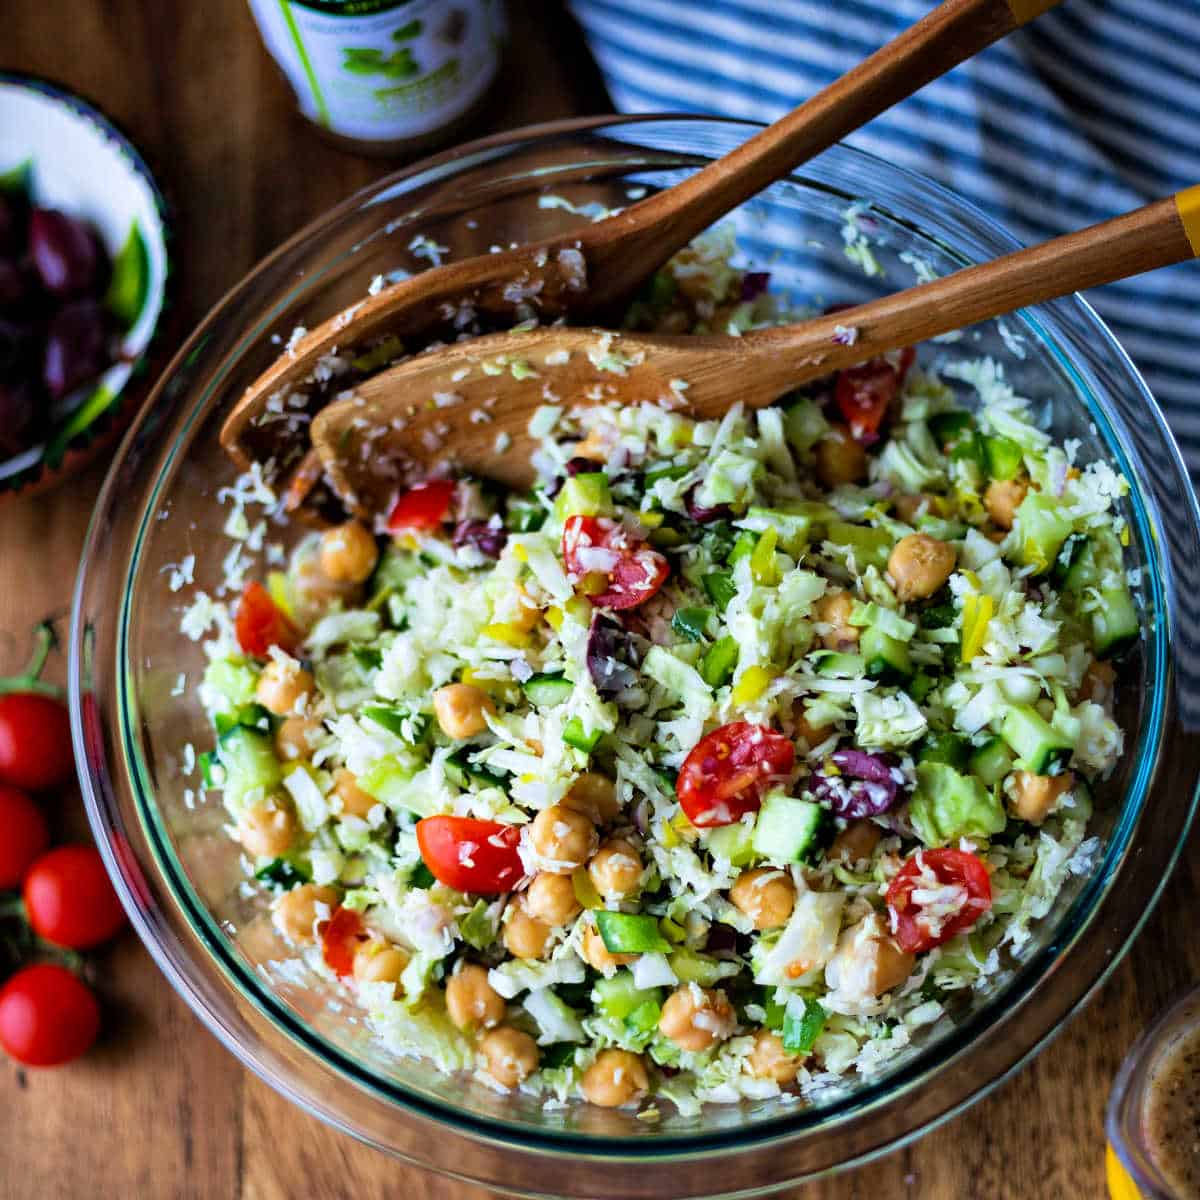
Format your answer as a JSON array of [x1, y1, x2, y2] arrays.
[[70, 116, 1200, 1198]]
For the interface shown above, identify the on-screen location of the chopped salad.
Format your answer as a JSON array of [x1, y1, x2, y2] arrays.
[[189, 228, 1129, 1115]]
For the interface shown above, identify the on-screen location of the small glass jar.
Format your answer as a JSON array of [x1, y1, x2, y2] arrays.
[[246, 0, 506, 156], [1107, 985, 1200, 1198]]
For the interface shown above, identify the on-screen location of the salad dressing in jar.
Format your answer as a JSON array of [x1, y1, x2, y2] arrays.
[[246, 0, 505, 155]]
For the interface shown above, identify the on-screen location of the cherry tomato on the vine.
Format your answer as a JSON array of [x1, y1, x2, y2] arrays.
[[415, 816, 524, 894], [387, 480, 456, 533], [0, 785, 50, 889], [320, 906, 367, 979], [234, 581, 300, 659], [0, 692, 73, 792], [561, 515, 670, 610], [885, 847, 992, 954], [676, 722, 795, 827], [0, 963, 100, 1066], [23, 845, 126, 950]]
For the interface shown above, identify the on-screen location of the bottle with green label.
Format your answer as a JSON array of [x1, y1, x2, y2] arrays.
[[247, 0, 506, 155]]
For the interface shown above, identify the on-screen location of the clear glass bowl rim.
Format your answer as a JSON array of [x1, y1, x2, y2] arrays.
[[69, 113, 1200, 1190]]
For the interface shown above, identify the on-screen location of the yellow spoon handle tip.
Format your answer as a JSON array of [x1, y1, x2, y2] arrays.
[[1177, 185, 1200, 256]]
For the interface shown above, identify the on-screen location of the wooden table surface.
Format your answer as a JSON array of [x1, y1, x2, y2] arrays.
[[2, 4, 1197, 1197]]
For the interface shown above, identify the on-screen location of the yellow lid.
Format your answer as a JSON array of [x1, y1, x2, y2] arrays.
[[1107, 1143, 1144, 1200]]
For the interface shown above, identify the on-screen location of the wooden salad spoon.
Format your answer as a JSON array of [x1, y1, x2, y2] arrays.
[[221, 0, 1063, 493], [312, 187, 1200, 514]]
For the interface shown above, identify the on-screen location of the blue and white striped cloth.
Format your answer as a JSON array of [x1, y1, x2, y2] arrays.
[[568, 0, 1200, 479]]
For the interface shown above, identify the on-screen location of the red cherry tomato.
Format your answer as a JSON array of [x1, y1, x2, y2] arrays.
[[885, 847, 992, 954], [23, 845, 127, 950], [835, 347, 916, 441], [415, 816, 524, 894], [0, 964, 100, 1067], [561, 515, 670, 611], [387, 480, 456, 533], [0, 785, 50, 889], [676, 722, 796, 827], [320, 906, 368, 979], [0, 692, 73, 792], [235, 581, 300, 659]]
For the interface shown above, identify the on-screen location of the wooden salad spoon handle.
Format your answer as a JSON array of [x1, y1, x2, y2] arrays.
[[222, 0, 1063, 488], [313, 188, 1200, 513]]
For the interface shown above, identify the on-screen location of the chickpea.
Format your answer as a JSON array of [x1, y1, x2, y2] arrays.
[[352, 939, 409, 996], [815, 424, 867, 488], [824, 914, 915, 1003], [525, 872, 581, 927], [658, 984, 735, 1053], [237, 795, 297, 859], [256, 659, 315, 716], [814, 589, 859, 651], [433, 683, 495, 739], [745, 1029, 803, 1084], [792, 702, 834, 749], [563, 772, 620, 825], [828, 820, 882, 865], [574, 427, 610, 462], [893, 492, 935, 525], [274, 714, 323, 762], [1078, 658, 1116, 706], [587, 838, 644, 901], [580, 922, 636, 974], [728, 868, 796, 930], [1009, 770, 1074, 824], [530, 804, 598, 873], [581, 1049, 650, 1108], [887, 534, 957, 602], [319, 520, 379, 584], [984, 478, 1027, 531], [503, 897, 552, 960], [272, 883, 339, 945], [445, 963, 506, 1033], [332, 768, 377, 820], [479, 1026, 539, 1089]]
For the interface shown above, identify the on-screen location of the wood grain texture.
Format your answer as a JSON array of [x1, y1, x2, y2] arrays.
[[223, 0, 1056, 490], [313, 194, 1195, 504], [1, 5, 1196, 1199]]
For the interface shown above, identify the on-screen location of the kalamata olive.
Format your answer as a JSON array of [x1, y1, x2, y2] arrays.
[[586, 613, 643, 697], [740, 271, 770, 301], [684, 484, 733, 524], [29, 208, 105, 298], [0, 318, 38, 380], [43, 299, 109, 398], [0, 192, 26, 257], [452, 518, 507, 558], [0, 378, 43, 457], [564, 456, 597, 477], [0, 259, 28, 310], [808, 749, 906, 819]]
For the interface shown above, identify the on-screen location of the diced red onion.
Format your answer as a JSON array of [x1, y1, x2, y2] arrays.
[[452, 518, 507, 558], [684, 484, 732, 524]]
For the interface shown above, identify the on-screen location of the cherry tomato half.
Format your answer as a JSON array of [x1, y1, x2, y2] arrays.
[[561, 515, 670, 611], [235, 581, 300, 659], [321, 906, 367, 979], [0, 964, 100, 1067], [23, 844, 127, 950], [885, 847, 992, 954], [0, 785, 50, 889], [676, 722, 795, 827], [0, 692, 73, 792], [387, 480, 456, 533], [835, 347, 916, 441], [415, 816, 524, 894]]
